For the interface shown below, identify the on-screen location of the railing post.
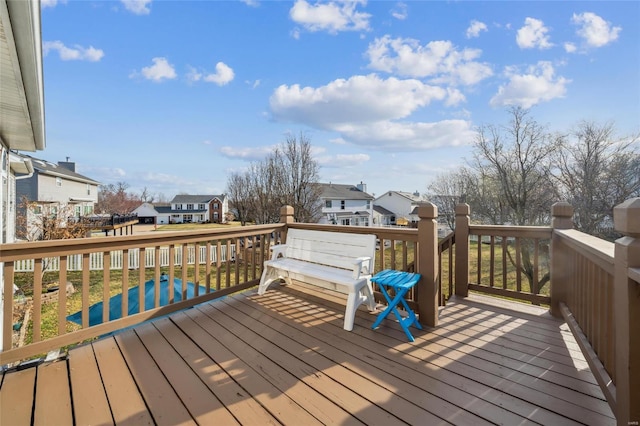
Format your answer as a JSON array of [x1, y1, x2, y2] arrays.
[[280, 205, 294, 243], [454, 204, 470, 297], [417, 204, 438, 327], [280, 205, 294, 224], [613, 198, 640, 426], [550, 202, 573, 318]]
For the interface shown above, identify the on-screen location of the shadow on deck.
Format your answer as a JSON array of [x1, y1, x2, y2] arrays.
[[0, 284, 614, 425]]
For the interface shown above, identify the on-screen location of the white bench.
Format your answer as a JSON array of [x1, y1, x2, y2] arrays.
[[258, 228, 377, 331]]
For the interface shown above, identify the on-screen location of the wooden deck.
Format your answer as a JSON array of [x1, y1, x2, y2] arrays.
[[1, 284, 615, 425]]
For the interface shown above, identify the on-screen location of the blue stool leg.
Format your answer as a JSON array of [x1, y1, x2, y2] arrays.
[[371, 284, 394, 330]]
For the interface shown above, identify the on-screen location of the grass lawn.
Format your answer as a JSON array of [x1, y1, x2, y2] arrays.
[[155, 221, 245, 231]]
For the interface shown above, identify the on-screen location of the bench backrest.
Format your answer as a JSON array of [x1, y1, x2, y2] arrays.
[[285, 228, 376, 272]]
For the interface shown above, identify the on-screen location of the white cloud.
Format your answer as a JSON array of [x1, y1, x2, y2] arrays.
[[241, 0, 260, 7], [466, 20, 488, 38], [366, 36, 493, 86], [245, 79, 261, 89], [219, 146, 275, 161], [572, 12, 621, 48], [269, 74, 475, 151], [188, 62, 235, 86], [43, 41, 104, 62], [133, 57, 177, 82], [335, 120, 475, 151], [564, 42, 577, 53], [41, 0, 67, 8], [316, 153, 370, 167], [490, 61, 570, 108], [270, 74, 448, 127], [516, 17, 553, 49], [289, 0, 371, 34], [390, 2, 407, 20], [121, 0, 151, 15], [205, 62, 235, 86]]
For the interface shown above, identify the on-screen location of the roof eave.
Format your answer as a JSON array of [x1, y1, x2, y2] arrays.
[[0, 0, 46, 152]]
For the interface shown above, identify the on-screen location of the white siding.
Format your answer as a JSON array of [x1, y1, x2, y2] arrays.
[[374, 192, 414, 220]]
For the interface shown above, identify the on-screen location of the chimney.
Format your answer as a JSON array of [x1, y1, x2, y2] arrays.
[[58, 160, 76, 172], [356, 181, 367, 193]]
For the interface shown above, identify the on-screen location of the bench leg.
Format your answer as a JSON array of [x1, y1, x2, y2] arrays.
[[344, 292, 359, 331], [258, 267, 292, 295]]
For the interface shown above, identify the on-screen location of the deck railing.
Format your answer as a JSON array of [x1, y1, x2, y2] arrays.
[[1, 224, 284, 365], [2, 199, 638, 423]]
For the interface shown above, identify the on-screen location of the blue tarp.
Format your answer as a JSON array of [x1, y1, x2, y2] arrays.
[[66, 276, 207, 326]]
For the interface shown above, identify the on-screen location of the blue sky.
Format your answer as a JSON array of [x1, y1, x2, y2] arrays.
[[38, 0, 639, 200]]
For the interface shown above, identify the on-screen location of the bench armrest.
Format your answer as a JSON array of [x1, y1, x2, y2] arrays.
[[270, 244, 288, 260], [351, 256, 372, 279]]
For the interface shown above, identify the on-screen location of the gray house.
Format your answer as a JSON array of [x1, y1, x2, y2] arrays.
[[15, 154, 100, 218], [317, 182, 374, 226]]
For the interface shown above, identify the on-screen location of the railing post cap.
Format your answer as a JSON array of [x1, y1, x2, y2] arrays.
[[551, 202, 574, 217], [417, 203, 437, 219], [614, 197, 640, 236], [455, 203, 470, 215], [280, 205, 294, 215]]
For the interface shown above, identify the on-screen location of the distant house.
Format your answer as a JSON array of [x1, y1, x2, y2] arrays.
[[317, 182, 374, 226], [168, 194, 228, 224], [132, 202, 172, 224], [15, 155, 100, 235], [372, 204, 395, 227], [373, 191, 429, 227]]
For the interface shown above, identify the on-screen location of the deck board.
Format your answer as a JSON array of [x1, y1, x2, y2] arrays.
[[34, 359, 73, 425], [0, 285, 616, 425], [68, 343, 113, 425], [92, 336, 154, 425]]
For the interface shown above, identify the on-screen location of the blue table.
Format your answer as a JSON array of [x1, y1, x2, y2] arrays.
[[371, 269, 423, 342]]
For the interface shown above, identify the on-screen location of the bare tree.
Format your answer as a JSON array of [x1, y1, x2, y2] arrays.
[[553, 121, 640, 237], [139, 187, 155, 203], [473, 106, 560, 226], [96, 182, 141, 214], [226, 133, 322, 225], [427, 168, 473, 231], [275, 133, 323, 223], [226, 171, 253, 225]]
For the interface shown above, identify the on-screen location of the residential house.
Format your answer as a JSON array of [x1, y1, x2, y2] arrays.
[[373, 190, 429, 227], [131, 202, 172, 224], [169, 194, 228, 224], [15, 154, 100, 222], [0, 0, 46, 351], [317, 182, 374, 226]]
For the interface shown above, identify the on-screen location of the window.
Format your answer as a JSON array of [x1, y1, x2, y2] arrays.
[[84, 205, 93, 215], [325, 200, 331, 208], [366, 200, 370, 209], [214, 212, 219, 220], [176, 204, 182, 210], [75, 205, 81, 217], [56, 177, 62, 187], [33, 205, 42, 214], [340, 200, 345, 210], [183, 214, 193, 223], [198, 204, 205, 210], [186, 204, 194, 210], [341, 218, 351, 226], [86, 184, 91, 195], [213, 203, 219, 209]]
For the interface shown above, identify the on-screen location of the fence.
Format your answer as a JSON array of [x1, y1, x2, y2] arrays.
[[13, 244, 238, 273]]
